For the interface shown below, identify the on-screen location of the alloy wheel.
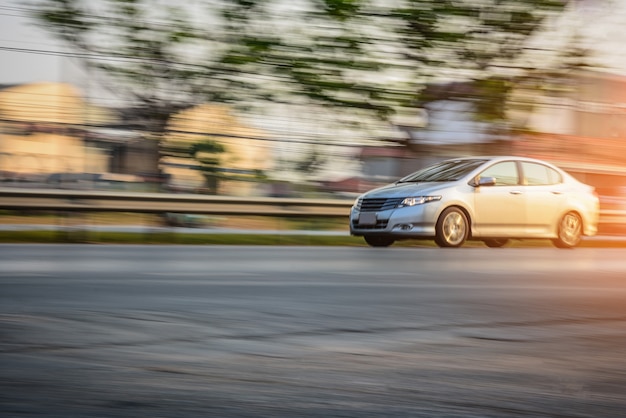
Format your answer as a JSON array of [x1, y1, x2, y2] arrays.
[[553, 212, 582, 248], [435, 208, 468, 247]]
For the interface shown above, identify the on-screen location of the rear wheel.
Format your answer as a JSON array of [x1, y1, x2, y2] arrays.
[[483, 238, 509, 248], [364, 235, 395, 247], [552, 212, 582, 248], [435, 207, 469, 248]]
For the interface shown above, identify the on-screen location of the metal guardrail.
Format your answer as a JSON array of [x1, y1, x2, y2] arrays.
[[1, 187, 625, 226], [0, 187, 353, 218]]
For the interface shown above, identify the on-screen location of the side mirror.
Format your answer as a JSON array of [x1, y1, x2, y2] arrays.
[[474, 176, 496, 187]]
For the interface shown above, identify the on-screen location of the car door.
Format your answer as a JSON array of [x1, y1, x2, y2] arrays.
[[520, 161, 566, 235], [473, 161, 526, 236]]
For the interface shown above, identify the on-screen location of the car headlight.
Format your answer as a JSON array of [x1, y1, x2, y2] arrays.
[[398, 196, 441, 207]]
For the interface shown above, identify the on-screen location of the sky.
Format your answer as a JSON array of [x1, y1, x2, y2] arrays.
[[0, 1, 63, 84], [0, 0, 109, 104]]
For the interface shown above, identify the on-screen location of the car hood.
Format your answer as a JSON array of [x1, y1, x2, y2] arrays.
[[362, 181, 452, 199]]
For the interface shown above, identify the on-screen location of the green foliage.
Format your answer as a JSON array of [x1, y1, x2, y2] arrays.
[[190, 141, 226, 156], [320, 0, 362, 21], [36, 0, 93, 43], [473, 78, 513, 122], [34, 0, 567, 131]]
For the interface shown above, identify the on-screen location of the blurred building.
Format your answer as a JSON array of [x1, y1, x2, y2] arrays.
[[345, 70, 626, 197], [0, 82, 158, 189], [161, 104, 273, 196], [0, 82, 111, 183], [0, 82, 274, 194], [512, 70, 626, 195], [342, 80, 513, 190]]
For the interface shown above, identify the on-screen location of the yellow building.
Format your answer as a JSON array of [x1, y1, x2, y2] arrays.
[[0, 83, 273, 195], [0, 82, 111, 179], [161, 104, 273, 195]]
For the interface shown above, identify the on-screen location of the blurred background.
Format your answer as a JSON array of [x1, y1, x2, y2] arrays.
[[1, 0, 626, 226]]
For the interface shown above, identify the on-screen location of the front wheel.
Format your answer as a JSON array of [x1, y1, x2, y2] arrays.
[[364, 235, 395, 247], [552, 212, 582, 248], [435, 207, 469, 248]]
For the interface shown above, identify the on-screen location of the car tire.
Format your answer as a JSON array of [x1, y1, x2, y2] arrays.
[[483, 238, 509, 248], [435, 207, 469, 248], [552, 211, 582, 248], [364, 235, 395, 247]]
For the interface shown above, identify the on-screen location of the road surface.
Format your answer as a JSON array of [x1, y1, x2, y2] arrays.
[[1, 245, 626, 417]]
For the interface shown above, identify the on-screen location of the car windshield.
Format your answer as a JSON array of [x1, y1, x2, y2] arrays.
[[398, 159, 487, 183]]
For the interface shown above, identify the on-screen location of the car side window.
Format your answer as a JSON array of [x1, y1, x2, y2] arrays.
[[521, 162, 561, 185], [479, 161, 519, 186]]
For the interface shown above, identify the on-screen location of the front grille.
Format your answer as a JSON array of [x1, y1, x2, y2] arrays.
[[352, 219, 389, 230], [357, 197, 403, 212]]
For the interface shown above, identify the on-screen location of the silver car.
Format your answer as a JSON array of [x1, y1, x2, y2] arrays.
[[350, 156, 599, 248]]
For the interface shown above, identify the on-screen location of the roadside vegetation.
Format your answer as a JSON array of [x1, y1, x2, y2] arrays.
[[1, 211, 624, 247]]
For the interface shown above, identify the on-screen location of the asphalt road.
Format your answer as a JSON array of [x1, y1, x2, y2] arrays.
[[1, 244, 626, 417]]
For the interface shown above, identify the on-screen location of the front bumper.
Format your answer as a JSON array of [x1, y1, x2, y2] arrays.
[[349, 205, 439, 237]]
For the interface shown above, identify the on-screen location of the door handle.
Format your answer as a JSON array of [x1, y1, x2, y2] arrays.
[[551, 191, 563, 195], [510, 191, 523, 195]]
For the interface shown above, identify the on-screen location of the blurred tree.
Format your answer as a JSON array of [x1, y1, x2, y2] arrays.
[[190, 140, 226, 194], [295, 147, 326, 175], [504, 30, 603, 136], [34, 0, 567, 135], [160, 139, 225, 193], [393, 0, 567, 125]]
